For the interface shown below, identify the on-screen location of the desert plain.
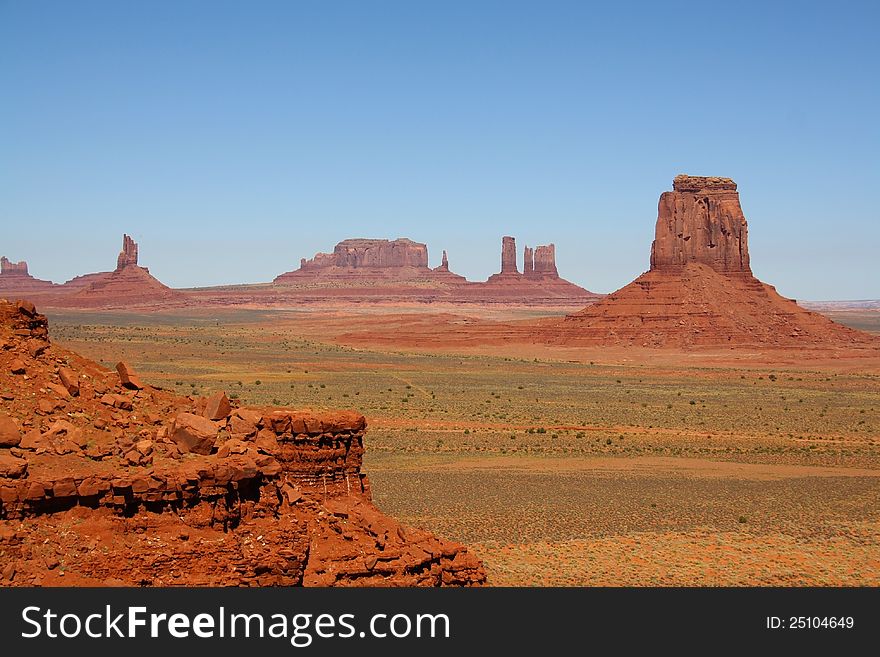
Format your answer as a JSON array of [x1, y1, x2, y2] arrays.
[[44, 303, 880, 586]]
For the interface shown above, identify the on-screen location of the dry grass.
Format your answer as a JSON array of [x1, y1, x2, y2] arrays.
[[46, 308, 880, 585]]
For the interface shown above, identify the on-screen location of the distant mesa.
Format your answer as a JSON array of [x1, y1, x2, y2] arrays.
[[560, 175, 874, 348], [271, 235, 597, 304], [275, 238, 439, 284], [1, 257, 29, 277], [0, 256, 57, 293]]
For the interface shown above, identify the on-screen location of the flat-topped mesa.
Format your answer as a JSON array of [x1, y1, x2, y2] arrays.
[[292, 238, 430, 273], [650, 174, 750, 274], [1, 257, 29, 277], [115, 234, 139, 271], [0, 257, 58, 293]]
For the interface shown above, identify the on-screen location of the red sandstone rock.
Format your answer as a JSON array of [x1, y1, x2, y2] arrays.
[[0, 299, 488, 588], [0, 414, 21, 447], [170, 412, 218, 455], [9, 359, 26, 375], [501, 236, 518, 274], [116, 361, 143, 390], [533, 244, 558, 277], [560, 175, 878, 348], [0, 453, 27, 478], [523, 246, 534, 275], [1, 257, 29, 277], [203, 391, 232, 421], [0, 259, 58, 295], [116, 234, 139, 270], [650, 175, 749, 273], [58, 367, 80, 396], [434, 250, 450, 272]]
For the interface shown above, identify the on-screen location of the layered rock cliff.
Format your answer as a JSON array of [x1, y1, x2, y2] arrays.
[[0, 299, 486, 586], [649, 175, 750, 274]]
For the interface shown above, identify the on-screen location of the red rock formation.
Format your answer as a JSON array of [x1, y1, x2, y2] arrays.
[[435, 249, 450, 272], [650, 175, 749, 274], [116, 233, 139, 271], [560, 175, 876, 348], [275, 238, 440, 285], [0, 300, 486, 586], [1, 257, 29, 277], [0, 257, 58, 294], [501, 236, 518, 274], [531, 244, 559, 278], [523, 246, 534, 275], [477, 236, 597, 303], [55, 235, 185, 309], [297, 238, 428, 272]]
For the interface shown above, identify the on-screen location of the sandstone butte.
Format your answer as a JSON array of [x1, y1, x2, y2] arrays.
[[555, 175, 879, 348], [269, 236, 598, 305], [0, 299, 486, 586], [2, 233, 596, 308]]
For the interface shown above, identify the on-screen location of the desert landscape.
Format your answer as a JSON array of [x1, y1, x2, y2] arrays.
[[3, 175, 878, 586]]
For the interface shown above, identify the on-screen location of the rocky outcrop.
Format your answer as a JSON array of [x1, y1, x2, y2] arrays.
[[1, 257, 29, 277], [501, 236, 518, 274], [523, 247, 534, 275], [115, 234, 139, 271], [560, 175, 876, 348], [435, 250, 450, 272], [0, 300, 486, 586], [528, 244, 558, 278], [650, 175, 750, 274]]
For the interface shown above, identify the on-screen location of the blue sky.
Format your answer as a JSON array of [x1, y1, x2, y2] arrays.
[[1, 1, 877, 298]]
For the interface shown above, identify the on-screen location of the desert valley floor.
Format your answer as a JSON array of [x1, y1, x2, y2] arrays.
[[44, 304, 880, 586]]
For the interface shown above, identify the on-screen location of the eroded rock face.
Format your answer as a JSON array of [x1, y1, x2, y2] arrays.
[[0, 258, 58, 294], [435, 250, 450, 272], [0, 257, 29, 277], [0, 299, 486, 587], [501, 236, 518, 274], [303, 238, 428, 271], [649, 175, 750, 274], [523, 247, 534, 275], [532, 244, 558, 278], [116, 234, 139, 271]]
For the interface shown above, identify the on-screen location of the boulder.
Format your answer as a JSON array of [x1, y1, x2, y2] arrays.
[[58, 367, 80, 396], [0, 414, 22, 447], [170, 413, 218, 455], [116, 361, 143, 390], [203, 391, 232, 421]]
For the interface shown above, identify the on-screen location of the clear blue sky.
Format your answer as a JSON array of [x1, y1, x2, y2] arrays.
[[1, 0, 877, 299]]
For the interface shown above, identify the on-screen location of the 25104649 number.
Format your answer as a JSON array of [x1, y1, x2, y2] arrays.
[[766, 617, 854, 629]]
